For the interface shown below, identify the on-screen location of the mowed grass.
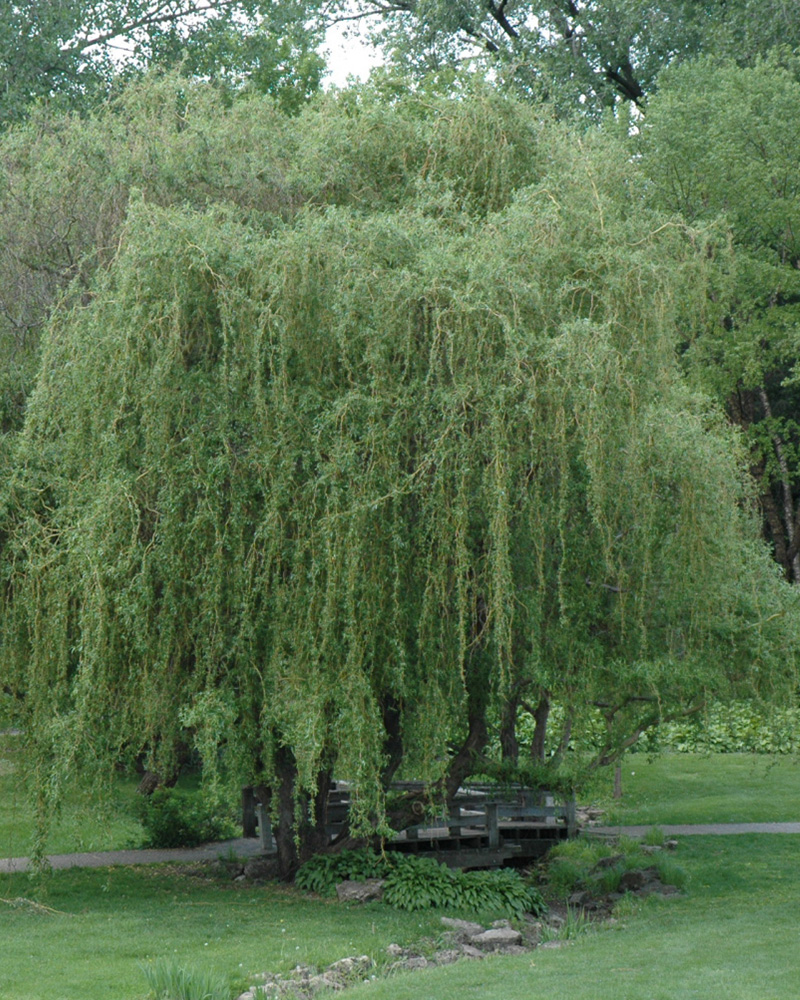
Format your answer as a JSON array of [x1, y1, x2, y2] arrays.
[[0, 733, 145, 857], [0, 864, 447, 1000], [344, 836, 800, 1000], [2, 744, 800, 999], [1, 837, 799, 1000], [596, 752, 800, 825]]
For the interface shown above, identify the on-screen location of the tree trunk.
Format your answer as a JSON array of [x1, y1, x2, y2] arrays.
[[758, 386, 800, 582], [499, 694, 520, 764], [530, 694, 551, 763], [258, 749, 335, 880], [241, 785, 258, 838]]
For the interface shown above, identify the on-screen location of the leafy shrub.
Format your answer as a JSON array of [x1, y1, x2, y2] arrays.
[[137, 788, 236, 849], [383, 854, 461, 911], [530, 700, 800, 758], [295, 847, 545, 916], [141, 957, 231, 1000], [294, 848, 387, 897], [635, 702, 800, 755]]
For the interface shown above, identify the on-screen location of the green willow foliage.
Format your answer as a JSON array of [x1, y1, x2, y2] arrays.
[[1, 79, 797, 862]]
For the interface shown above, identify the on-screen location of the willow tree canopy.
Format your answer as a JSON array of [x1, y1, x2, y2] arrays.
[[2, 83, 796, 870]]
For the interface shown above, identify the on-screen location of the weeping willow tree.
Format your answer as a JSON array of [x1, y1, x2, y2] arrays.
[[1, 90, 797, 875]]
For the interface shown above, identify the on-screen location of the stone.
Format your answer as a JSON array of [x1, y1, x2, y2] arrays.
[[327, 956, 373, 978], [403, 956, 430, 970], [470, 927, 523, 951], [591, 854, 624, 871], [458, 945, 485, 959], [665, 839, 679, 850], [335, 879, 385, 903], [491, 919, 512, 929], [482, 944, 527, 956], [244, 858, 281, 881], [433, 949, 462, 965], [386, 943, 404, 957], [440, 917, 485, 937], [619, 865, 667, 894]]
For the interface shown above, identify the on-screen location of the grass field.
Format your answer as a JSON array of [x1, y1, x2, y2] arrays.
[[1, 835, 798, 1000], [344, 836, 800, 1000], [0, 865, 448, 1000], [595, 752, 800, 825], [2, 740, 800, 999]]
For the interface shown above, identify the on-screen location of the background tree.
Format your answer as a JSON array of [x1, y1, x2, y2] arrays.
[[0, 0, 324, 127], [2, 78, 796, 874], [317, 1, 800, 113], [642, 56, 800, 582]]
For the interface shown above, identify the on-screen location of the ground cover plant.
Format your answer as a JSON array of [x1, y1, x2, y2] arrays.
[[543, 835, 686, 899], [296, 848, 545, 916]]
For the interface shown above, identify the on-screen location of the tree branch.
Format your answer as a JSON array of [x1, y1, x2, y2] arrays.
[[61, 0, 245, 56]]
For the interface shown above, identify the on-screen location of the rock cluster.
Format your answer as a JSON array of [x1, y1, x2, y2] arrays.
[[566, 853, 681, 913], [236, 956, 374, 1000], [234, 914, 558, 999]]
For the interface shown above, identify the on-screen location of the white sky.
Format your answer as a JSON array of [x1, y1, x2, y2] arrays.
[[322, 19, 384, 88]]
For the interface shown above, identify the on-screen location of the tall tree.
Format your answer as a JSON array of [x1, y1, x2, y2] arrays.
[[0, 0, 324, 126], [317, 1, 800, 112], [2, 80, 795, 873], [642, 56, 800, 583]]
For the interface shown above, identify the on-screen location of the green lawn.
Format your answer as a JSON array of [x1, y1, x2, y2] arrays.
[[1, 836, 798, 1000], [0, 733, 146, 857], [344, 836, 800, 1000], [2, 745, 800, 999], [595, 752, 800, 825], [0, 865, 446, 1000]]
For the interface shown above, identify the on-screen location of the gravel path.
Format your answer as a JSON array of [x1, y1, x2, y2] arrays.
[[591, 822, 800, 837], [3, 823, 800, 874], [0, 837, 265, 873]]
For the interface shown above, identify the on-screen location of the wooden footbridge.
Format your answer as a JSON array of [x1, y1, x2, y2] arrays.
[[246, 782, 577, 868]]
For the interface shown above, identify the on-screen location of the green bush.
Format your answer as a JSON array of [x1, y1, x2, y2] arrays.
[[295, 847, 546, 917], [535, 700, 800, 758], [294, 848, 388, 896], [137, 788, 236, 849], [635, 702, 800, 755]]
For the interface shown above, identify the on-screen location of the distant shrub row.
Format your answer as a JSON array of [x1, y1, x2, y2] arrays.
[[537, 700, 800, 757]]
